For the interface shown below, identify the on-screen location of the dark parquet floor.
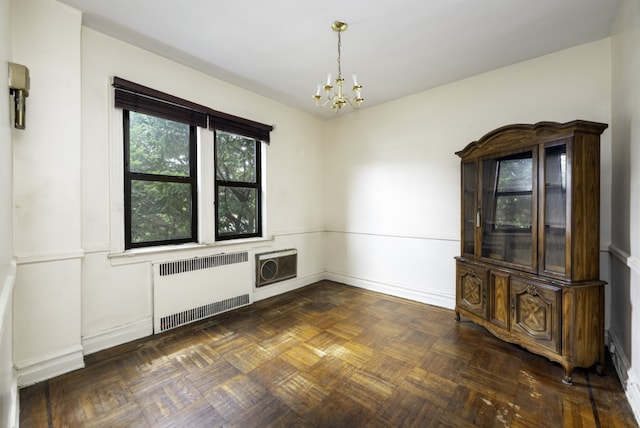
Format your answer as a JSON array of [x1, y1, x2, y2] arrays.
[[20, 281, 637, 427]]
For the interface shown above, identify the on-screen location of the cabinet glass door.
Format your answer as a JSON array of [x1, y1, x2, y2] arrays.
[[481, 151, 534, 268], [462, 162, 476, 256], [543, 144, 567, 274]]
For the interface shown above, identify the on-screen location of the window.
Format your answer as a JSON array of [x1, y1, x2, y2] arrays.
[[124, 111, 197, 248], [113, 77, 272, 250], [492, 154, 533, 231], [215, 131, 262, 240]]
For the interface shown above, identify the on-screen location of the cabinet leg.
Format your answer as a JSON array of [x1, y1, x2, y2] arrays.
[[562, 366, 573, 385], [597, 347, 606, 376], [455, 311, 460, 322]]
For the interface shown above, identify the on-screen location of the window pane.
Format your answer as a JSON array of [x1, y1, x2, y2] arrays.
[[545, 145, 567, 273], [493, 156, 532, 230], [131, 180, 192, 243], [481, 153, 533, 267], [494, 194, 532, 229], [215, 131, 256, 183], [496, 158, 532, 193], [462, 162, 476, 255], [217, 186, 257, 235], [129, 111, 190, 177]]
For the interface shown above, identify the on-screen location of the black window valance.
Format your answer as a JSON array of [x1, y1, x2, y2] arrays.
[[208, 112, 272, 143], [113, 77, 207, 127], [113, 77, 273, 142]]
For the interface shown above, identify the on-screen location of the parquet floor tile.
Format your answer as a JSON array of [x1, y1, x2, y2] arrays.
[[19, 280, 638, 427]]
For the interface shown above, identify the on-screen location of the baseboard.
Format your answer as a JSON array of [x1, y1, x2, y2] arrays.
[[15, 344, 85, 387], [82, 317, 153, 355], [627, 381, 640, 426], [1, 261, 17, 427], [324, 271, 456, 310], [253, 272, 324, 302], [8, 373, 17, 428], [609, 331, 640, 423]]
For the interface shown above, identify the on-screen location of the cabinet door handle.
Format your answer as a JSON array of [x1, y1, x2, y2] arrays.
[[476, 209, 481, 228]]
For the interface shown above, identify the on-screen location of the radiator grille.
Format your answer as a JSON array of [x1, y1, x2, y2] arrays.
[[159, 252, 248, 276], [159, 293, 250, 332]]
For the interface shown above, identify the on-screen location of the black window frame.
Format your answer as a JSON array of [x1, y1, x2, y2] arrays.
[[214, 130, 263, 241], [113, 77, 273, 249], [123, 110, 199, 249]]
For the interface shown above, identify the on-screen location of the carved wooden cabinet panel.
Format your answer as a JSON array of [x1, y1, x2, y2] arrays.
[[510, 277, 561, 353], [454, 121, 607, 384], [456, 263, 488, 320], [490, 271, 510, 329]]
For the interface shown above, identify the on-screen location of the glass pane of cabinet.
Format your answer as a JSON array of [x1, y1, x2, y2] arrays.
[[544, 144, 567, 273], [462, 162, 476, 255], [481, 152, 534, 267]]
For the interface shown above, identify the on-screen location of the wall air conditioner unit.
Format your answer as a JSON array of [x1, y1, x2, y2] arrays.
[[256, 249, 297, 287]]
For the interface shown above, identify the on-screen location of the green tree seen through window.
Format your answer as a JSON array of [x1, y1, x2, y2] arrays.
[[494, 157, 532, 230], [126, 111, 196, 247], [215, 130, 261, 239]]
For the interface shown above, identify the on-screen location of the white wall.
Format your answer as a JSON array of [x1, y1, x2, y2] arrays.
[[79, 28, 327, 354], [11, 0, 90, 386], [0, 0, 17, 424], [610, 0, 640, 421], [324, 40, 612, 309], [10, 0, 327, 385]]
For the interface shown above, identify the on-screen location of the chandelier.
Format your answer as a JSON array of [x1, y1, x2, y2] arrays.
[[313, 21, 363, 112]]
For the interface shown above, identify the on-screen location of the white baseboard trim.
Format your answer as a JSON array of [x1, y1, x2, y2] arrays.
[[609, 331, 640, 423], [324, 271, 456, 310], [15, 344, 85, 387], [82, 317, 153, 355], [1, 262, 16, 427], [627, 381, 640, 426], [8, 373, 18, 428], [253, 272, 324, 302]]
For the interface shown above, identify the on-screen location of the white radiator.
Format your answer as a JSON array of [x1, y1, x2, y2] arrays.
[[153, 251, 252, 332]]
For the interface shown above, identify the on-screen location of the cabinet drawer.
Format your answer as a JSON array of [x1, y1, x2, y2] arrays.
[[510, 277, 561, 353], [456, 262, 489, 320]]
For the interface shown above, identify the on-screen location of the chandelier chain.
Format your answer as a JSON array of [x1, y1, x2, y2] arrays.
[[337, 30, 342, 79]]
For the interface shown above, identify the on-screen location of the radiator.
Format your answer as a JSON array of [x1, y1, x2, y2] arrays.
[[153, 251, 252, 332]]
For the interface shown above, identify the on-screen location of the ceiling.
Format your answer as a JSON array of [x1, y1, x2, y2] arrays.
[[58, 0, 621, 120]]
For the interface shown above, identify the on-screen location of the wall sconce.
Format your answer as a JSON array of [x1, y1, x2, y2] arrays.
[[9, 62, 30, 129]]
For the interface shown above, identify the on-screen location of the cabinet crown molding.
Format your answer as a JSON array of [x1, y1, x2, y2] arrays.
[[455, 120, 608, 160]]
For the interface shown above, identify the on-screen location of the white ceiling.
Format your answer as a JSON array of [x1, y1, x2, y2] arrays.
[[58, 0, 621, 120]]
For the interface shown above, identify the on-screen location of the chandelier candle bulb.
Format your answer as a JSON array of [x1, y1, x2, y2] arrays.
[[352, 74, 358, 86]]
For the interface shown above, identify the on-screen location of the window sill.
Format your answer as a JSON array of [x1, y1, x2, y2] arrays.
[[108, 236, 274, 266]]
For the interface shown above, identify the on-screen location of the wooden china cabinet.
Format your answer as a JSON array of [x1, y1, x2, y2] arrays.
[[454, 120, 608, 384]]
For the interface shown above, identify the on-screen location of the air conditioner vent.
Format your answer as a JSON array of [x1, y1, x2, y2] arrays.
[[256, 249, 297, 287], [260, 259, 278, 281]]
